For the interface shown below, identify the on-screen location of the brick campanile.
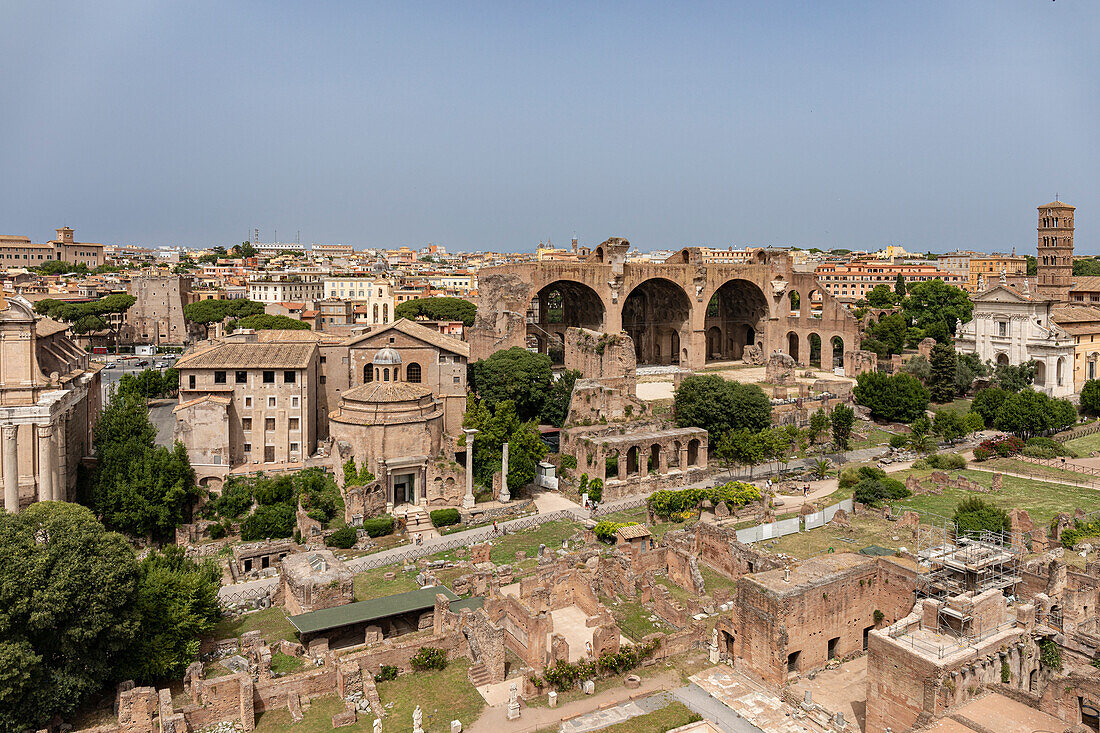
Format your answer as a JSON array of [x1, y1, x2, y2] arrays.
[[1036, 200, 1075, 303]]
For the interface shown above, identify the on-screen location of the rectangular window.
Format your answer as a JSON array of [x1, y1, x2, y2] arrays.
[[188, 375, 196, 389], [290, 442, 299, 453], [320, 376, 326, 384], [268, 396, 276, 408], [214, 371, 227, 384], [263, 370, 275, 383], [291, 396, 300, 407], [236, 370, 247, 384], [265, 417, 275, 431], [284, 370, 296, 383], [244, 443, 252, 453], [289, 417, 300, 431], [245, 396, 253, 408], [998, 321, 1008, 337], [242, 418, 252, 431], [319, 355, 326, 364]]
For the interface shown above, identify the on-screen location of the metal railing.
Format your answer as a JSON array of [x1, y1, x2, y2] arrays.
[[592, 495, 649, 517]]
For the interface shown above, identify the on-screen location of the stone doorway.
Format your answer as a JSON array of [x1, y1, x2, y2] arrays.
[[393, 472, 416, 506]]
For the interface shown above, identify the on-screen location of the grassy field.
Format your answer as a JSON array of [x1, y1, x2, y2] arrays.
[[1066, 431, 1100, 455], [595, 505, 689, 539], [890, 468, 1100, 525], [600, 595, 670, 641], [698, 563, 738, 595], [763, 515, 905, 559], [375, 659, 485, 732], [932, 398, 973, 414], [254, 694, 345, 733], [353, 565, 422, 601], [532, 701, 701, 733], [488, 519, 582, 564], [270, 650, 305, 675], [210, 606, 298, 643]]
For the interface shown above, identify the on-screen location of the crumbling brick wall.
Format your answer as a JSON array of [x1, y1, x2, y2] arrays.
[[687, 523, 780, 580]]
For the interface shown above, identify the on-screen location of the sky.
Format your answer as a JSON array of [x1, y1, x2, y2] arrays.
[[1, 1, 1097, 254]]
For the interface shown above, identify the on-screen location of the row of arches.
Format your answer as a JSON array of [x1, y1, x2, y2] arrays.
[[785, 332, 846, 368], [787, 289, 823, 318], [364, 362, 423, 383]]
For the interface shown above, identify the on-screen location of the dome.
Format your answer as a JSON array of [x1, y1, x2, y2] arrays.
[[373, 346, 402, 365]]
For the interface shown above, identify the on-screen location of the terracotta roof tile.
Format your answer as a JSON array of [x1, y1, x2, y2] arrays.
[[175, 342, 316, 370]]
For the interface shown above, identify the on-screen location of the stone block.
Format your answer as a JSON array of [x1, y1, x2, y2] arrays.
[[332, 710, 356, 728]]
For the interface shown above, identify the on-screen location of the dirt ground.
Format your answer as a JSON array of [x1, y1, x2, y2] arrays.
[[635, 362, 855, 401], [790, 656, 867, 731]]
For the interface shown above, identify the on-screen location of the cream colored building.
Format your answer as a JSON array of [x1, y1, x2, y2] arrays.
[[1050, 305, 1100, 390], [322, 277, 395, 324], [0, 295, 102, 511], [248, 278, 324, 303], [0, 227, 104, 268]]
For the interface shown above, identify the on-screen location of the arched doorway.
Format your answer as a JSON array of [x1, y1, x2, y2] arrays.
[[787, 332, 800, 362], [527, 280, 606, 364], [1057, 357, 1066, 386], [649, 444, 661, 472], [623, 278, 692, 366], [703, 279, 769, 362], [831, 336, 845, 369], [996, 353, 1010, 367], [808, 333, 822, 368], [1034, 360, 1046, 386]]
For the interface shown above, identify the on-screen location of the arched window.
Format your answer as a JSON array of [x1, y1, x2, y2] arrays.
[[406, 362, 422, 383], [393, 366, 400, 381], [383, 303, 389, 321], [364, 364, 373, 383], [383, 368, 390, 382], [373, 304, 379, 323]]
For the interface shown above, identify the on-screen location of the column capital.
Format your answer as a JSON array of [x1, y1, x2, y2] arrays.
[[36, 423, 55, 439], [2, 424, 17, 440]]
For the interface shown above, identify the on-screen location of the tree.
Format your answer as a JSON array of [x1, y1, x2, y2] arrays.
[[0, 503, 140, 732], [469, 348, 553, 423], [928, 342, 958, 403], [461, 398, 547, 493], [34, 293, 137, 348], [183, 298, 266, 337], [240, 504, 295, 540], [953, 497, 1010, 537], [852, 470, 910, 506], [902, 279, 973, 335], [231, 241, 257, 258], [831, 405, 855, 451], [1080, 380, 1100, 416], [894, 273, 906, 298], [955, 352, 988, 395], [807, 408, 831, 445], [902, 355, 931, 383], [868, 313, 907, 355], [541, 370, 580, 428], [995, 361, 1036, 393], [90, 391, 198, 540], [227, 314, 310, 331], [125, 546, 220, 681], [673, 375, 771, 436], [394, 296, 476, 327], [864, 285, 897, 308], [993, 389, 1076, 438], [1025, 255, 1037, 276], [1073, 258, 1100, 276], [933, 409, 967, 443], [853, 372, 930, 423], [971, 387, 1009, 427]]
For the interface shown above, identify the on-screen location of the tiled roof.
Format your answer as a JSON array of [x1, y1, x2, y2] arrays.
[[343, 318, 470, 357], [252, 329, 344, 344], [175, 342, 316, 370], [35, 317, 70, 337], [1071, 277, 1100, 293], [1052, 305, 1100, 323], [1039, 201, 1074, 209], [173, 395, 231, 413], [341, 381, 434, 403], [616, 524, 652, 540]]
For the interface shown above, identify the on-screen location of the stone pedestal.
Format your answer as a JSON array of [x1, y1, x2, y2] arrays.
[[709, 629, 720, 663], [548, 691, 558, 708]]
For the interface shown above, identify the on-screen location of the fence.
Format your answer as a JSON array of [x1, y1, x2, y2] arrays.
[[735, 497, 853, 544], [1054, 421, 1100, 442], [591, 494, 649, 517], [1014, 454, 1100, 480], [970, 457, 1100, 490]]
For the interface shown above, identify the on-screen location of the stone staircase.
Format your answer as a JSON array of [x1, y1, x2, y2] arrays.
[[403, 507, 436, 538], [467, 660, 491, 688]]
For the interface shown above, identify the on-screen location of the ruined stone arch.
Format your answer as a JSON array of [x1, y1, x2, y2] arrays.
[[626, 445, 641, 475], [808, 333, 822, 368], [527, 279, 606, 364], [787, 331, 800, 362], [622, 278, 692, 366], [649, 443, 661, 472], [807, 289, 824, 318], [703, 278, 769, 362], [788, 290, 801, 315], [831, 336, 845, 368]]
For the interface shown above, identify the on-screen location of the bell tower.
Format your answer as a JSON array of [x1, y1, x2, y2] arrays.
[[1036, 200, 1075, 303]]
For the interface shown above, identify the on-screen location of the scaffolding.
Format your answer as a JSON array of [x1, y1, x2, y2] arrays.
[[908, 510, 1024, 602]]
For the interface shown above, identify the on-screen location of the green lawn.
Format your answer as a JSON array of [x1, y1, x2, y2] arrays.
[[698, 563, 737, 596], [254, 694, 345, 733], [271, 650, 305, 675], [764, 515, 904, 560], [533, 701, 700, 733], [932, 398, 973, 415], [375, 659, 485, 732], [210, 606, 298, 644], [488, 519, 582, 564], [890, 468, 1100, 525], [595, 506, 688, 539], [1065, 431, 1100, 456], [354, 566, 422, 601], [600, 595, 668, 641]]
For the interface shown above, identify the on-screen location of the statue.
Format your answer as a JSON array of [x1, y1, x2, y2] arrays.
[[374, 720, 382, 733], [506, 682, 521, 720], [413, 705, 424, 733], [509, 683, 518, 705]]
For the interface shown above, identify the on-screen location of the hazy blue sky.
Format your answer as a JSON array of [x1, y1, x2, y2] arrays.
[[2, 1, 1097, 253]]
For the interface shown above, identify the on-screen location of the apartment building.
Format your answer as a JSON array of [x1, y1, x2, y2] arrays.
[[968, 254, 1028, 292], [173, 334, 320, 473], [311, 243, 355, 257], [322, 277, 395, 324], [248, 278, 324, 303], [0, 228, 104, 268], [813, 260, 965, 301], [702, 247, 758, 264]]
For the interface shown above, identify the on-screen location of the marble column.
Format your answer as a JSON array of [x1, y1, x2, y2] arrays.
[[55, 415, 68, 502], [462, 428, 478, 510], [499, 442, 510, 502], [3, 424, 18, 513], [36, 424, 55, 502]]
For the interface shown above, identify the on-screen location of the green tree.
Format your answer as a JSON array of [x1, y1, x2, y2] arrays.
[[994, 361, 1036, 393], [394, 296, 477, 327], [1073, 258, 1100, 276], [462, 398, 547, 493], [182, 299, 266, 337], [953, 497, 1010, 537], [831, 405, 855, 451], [228, 314, 310, 331], [469, 348, 554, 423], [853, 372, 930, 423], [868, 313, 908, 355], [902, 355, 931, 383], [955, 352, 988, 395], [0, 503, 140, 732], [90, 392, 198, 540], [933, 409, 967, 443], [807, 408, 831, 445], [971, 387, 1009, 427], [673, 375, 771, 436], [125, 546, 220, 681], [928, 342, 958, 403], [894, 273, 906, 298], [1025, 255, 1037, 276], [864, 285, 897, 308], [541, 369, 580, 428], [240, 504, 295, 540], [35, 293, 137, 348], [1080, 380, 1100, 416], [993, 389, 1076, 438], [902, 279, 972, 335]]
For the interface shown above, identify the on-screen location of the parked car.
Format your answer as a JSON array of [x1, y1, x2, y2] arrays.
[[136, 359, 150, 367]]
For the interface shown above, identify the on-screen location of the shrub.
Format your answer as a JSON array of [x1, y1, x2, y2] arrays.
[[889, 433, 908, 449], [210, 480, 254, 520], [1060, 518, 1100, 549], [853, 372, 930, 422], [646, 482, 760, 520], [541, 641, 657, 691], [208, 522, 227, 540], [873, 609, 885, 625], [911, 458, 929, 470], [851, 467, 910, 507], [252, 475, 294, 506], [410, 647, 447, 671], [925, 453, 966, 470], [587, 478, 603, 503], [326, 526, 358, 549], [1001, 661, 1011, 683], [240, 504, 295, 541], [953, 497, 1010, 537], [838, 466, 863, 489], [374, 665, 398, 682], [972, 436, 1024, 462], [1038, 638, 1061, 671], [561, 455, 577, 470], [362, 515, 395, 538], [1025, 437, 1076, 458], [430, 508, 461, 528], [593, 520, 636, 543]]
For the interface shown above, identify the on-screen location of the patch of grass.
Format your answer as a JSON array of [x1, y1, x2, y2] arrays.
[[254, 694, 345, 733], [375, 658, 484, 732], [763, 515, 905, 560], [602, 701, 701, 733], [698, 564, 737, 596], [890, 468, 1100, 525], [354, 566, 421, 601], [932, 398, 972, 414], [488, 519, 582, 564], [984, 457, 1098, 483], [1064, 430, 1100, 455], [270, 651, 305, 675], [601, 595, 667, 641], [655, 576, 694, 605], [210, 606, 298, 644]]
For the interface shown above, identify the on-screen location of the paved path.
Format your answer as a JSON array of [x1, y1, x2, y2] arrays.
[[670, 684, 765, 733]]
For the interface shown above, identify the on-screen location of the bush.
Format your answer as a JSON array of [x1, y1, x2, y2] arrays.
[[252, 475, 295, 506], [326, 526, 358, 549], [1025, 437, 1076, 458], [587, 478, 603, 503], [646, 482, 760, 520], [925, 453, 966, 470], [240, 504, 295, 541], [851, 467, 910, 507], [410, 647, 447, 671], [953, 497, 1010, 537], [853, 372, 930, 423], [209, 480, 254, 520], [837, 466, 862, 489], [430, 508, 461, 528], [374, 664, 398, 682], [673, 375, 772, 436], [208, 522, 227, 540], [362, 515, 395, 538], [542, 641, 657, 691], [889, 433, 908, 449], [560, 455, 577, 470], [973, 436, 1025, 462]]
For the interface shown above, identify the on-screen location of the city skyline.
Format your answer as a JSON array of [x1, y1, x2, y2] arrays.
[[1, 1, 1097, 253]]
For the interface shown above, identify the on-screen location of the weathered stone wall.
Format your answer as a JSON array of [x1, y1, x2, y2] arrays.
[[688, 523, 781, 581], [484, 593, 552, 668]]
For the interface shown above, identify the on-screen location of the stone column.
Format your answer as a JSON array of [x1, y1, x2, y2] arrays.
[[658, 446, 669, 474], [617, 450, 627, 481], [3, 424, 18, 513], [499, 442, 510, 502], [36, 424, 55, 502], [55, 414, 68, 502], [462, 428, 478, 510]]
